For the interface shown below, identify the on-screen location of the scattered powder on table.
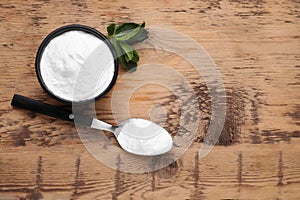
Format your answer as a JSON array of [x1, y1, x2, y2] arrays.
[[40, 30, 115, 102]]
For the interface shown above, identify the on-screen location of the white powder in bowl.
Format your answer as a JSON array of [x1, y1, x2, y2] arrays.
[[40, 30, 115, 102]]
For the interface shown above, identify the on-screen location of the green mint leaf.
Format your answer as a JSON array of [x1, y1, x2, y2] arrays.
[[107, 23, 116, 36], [125, 28, 148, 45], [119, 42, 139, 63], [121, 58, 137, 72], [115, 22, 148, 44], [115, 24, 142, 41], [131, 50, 139, 63], [115, 22, 140, 34], [106, 22, 147, 72], [117, 52, 137, 72], [119, 42, 134, 62], [120, 22, 148, 44], [108, 37, 137, 71]]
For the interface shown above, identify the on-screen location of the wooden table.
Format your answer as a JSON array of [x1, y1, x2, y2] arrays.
[[1, 0, 299, 199]]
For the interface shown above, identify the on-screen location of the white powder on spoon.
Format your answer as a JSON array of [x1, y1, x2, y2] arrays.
[[40, 30, 115, 102], [116, 118, 173, 155]]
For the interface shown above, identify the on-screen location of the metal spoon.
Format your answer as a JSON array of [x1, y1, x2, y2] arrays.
[[11, 94, 173, 156]]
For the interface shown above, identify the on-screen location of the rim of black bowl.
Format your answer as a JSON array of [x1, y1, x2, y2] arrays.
[[35, 24, 119, 104]]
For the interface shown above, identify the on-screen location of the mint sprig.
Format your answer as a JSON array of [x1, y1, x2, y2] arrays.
[[107, 22, 148, 72]]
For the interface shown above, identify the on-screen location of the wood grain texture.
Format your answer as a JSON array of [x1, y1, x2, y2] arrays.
[[0, 0, 299, 199]]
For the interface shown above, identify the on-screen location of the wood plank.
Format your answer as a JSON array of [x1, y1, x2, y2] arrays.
[[0, 0, 299, 199], [1, 140, 300, 199]]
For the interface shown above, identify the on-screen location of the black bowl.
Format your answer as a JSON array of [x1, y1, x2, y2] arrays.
[[35, 24, 118, 104]]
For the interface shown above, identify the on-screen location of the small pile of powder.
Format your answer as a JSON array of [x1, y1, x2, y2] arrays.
[[40, 30, 115, 102], [117, 118, 173, 155]]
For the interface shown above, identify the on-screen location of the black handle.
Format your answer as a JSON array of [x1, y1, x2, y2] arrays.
[[11, 94, 93, 126]]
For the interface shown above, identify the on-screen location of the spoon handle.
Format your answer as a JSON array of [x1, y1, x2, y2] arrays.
[[11, 94, 93, 126]]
